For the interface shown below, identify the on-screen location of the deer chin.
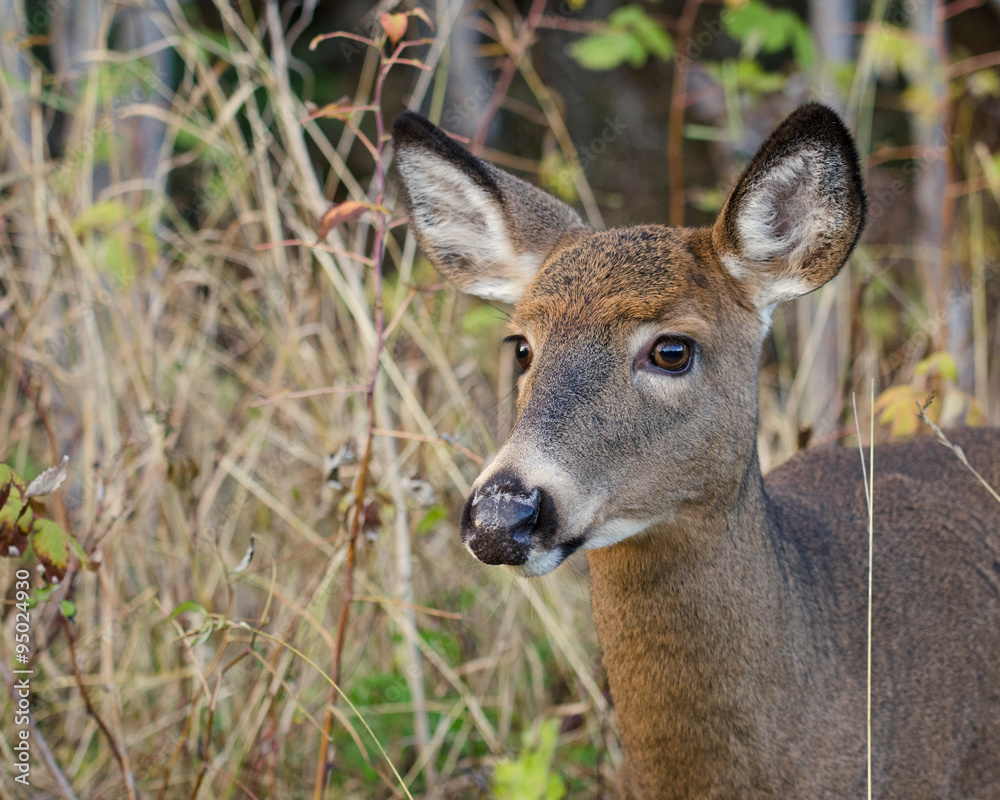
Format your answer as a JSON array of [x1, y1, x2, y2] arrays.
[[511, 543, 579, 578], [510, 517, 671, 578]]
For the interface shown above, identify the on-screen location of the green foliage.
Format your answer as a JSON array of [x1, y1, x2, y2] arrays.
[[867, 23, 931, 82], [72, 199, 158, 290], [492, 719, 566, 800], [461, 303, 507, 335], [915, 352, 959, 384], [420, 629, 461, 665], [569, 5, 674, 71], [416, 504, 448, 535], [724, 0, 815, 69], [0, 462, 85, 582], [704, 58, 788, 94], [539, 149, 580, 204]]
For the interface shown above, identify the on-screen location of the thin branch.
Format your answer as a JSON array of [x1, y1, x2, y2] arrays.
[[60, 616, 138, 800], [313, 32, 402, 800], [470, 0, 547, 153], [668, 0, 703, 227]]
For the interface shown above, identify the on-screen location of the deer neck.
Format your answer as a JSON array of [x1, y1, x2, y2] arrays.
[[586, 453, 815, 798]]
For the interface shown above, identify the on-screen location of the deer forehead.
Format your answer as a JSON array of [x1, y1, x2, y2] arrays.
[[512, 225, 750, 343]]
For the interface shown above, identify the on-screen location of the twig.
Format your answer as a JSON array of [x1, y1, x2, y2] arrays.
[[60, 616, 138, 800], [918, 405, 1000, 505], [470, 0, 547, 153], [851, 383, 876, 800], [312, 30, 406, 800], [371, 428, 485, 465], [352, 594, 464, 621], [948, 37, 1000, 70], [667, 0, 703, 226]]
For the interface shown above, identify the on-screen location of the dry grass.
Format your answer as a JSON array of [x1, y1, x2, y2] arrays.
[[0, 2, 997, 798]]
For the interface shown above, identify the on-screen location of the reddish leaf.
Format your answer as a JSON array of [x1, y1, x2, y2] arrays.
[[301, 97, 372, 123], [317, 202, 389, 240], [380, 13, 408, 46], [319, 202, 368, 239]]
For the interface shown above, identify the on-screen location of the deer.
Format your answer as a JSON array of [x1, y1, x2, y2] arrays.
[[391, 103, 1000, 799]]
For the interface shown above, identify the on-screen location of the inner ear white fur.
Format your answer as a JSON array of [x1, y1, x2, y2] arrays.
[[722, 149, 846, 308], [398, 151, 540, 304]]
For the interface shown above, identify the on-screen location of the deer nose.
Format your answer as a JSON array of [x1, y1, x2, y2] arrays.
[[461, 479, 542, 566]]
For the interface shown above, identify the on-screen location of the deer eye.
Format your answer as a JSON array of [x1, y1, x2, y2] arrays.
[[512, 337, 533, 372], [649, 336, 693, 374]]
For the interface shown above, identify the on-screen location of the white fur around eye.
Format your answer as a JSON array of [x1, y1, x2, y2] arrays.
[[399, 151, 540, 303]]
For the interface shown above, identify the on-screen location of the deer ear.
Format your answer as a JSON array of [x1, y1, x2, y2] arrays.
[[392, 112, 588, 304], [712, 103, 866, 314]]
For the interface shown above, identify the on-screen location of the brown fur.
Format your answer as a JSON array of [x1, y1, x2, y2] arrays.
[[392, 105, 1000, 799]]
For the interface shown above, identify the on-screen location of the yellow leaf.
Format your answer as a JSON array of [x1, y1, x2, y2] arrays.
[[873, 385, 922, 438], [914, 352, 958, 383]]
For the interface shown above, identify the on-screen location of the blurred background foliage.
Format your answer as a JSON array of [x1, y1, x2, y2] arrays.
[[0, 0, 998, 797]]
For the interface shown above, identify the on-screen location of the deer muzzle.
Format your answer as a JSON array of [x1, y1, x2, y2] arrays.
[[461, 473, 556, 566]]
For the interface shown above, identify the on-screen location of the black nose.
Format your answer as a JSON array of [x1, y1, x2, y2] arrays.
[[461, 474, 549, 566]]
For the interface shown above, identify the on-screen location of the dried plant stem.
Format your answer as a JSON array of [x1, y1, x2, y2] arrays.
[[470, 0, 547, 153], [313, 35, 410, 800], [375, 387, 434, 784], [919, 409, 1000, 505], [667, 0, 704, 227], [852, 384, 876, 800], [60, 616, 137, 800]]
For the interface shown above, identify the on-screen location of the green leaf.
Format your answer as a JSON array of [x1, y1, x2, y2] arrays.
[[61, 600, 77, 619], [724, 1, 812, 67], [730, 59, 787, 93], [31, 518, 71, 575], [416, 504, 448, 535], [0, 463, 24, 493], [72, 199, 131, 235], [569, 30, 646, 71], [763, 10, 797, 52], [539, 150, 579, 204], [168, 600, 207, 621], [915, 352, 959, 383], [724, 1, 772, 47], [492, 720, 566, 800], [869, 24, 930, 81], [0, 464, 31, 558], [103, 236, 136, 292], [461, 304, 506, 335], [790, 21, 816, 70], [610, 5, 673, 61], [629, 17, 674, 60], [607, 5, 648, 27], [30, 584, 59, 607]]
